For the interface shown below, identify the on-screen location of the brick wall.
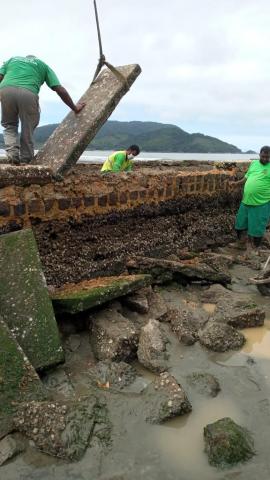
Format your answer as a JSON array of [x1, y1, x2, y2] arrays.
[[0, 164, 235, 233]]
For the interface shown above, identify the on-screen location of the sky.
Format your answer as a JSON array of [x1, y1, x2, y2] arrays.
[[1, 0, 270, 151]]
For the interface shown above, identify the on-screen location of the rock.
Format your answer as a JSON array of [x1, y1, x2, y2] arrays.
[[226, 308, 265, 329], [199, 252, 234, 276], [0, 318, 46, 439], [159, 308, 178, 323], [34, 64, 141, 176], [14, 397, 107, 461], [42, 367, 74, 399], [204, 417, 255, 468], [122, 288, 150, 314], [137, 319, 169, 373], [200, 284, 231, 304], [0, 434, 25, 466], [66, 334, 81, 352], [148, 290, 168, 319], [186, 372, 221, 397], [200, 284, 265, 329], [127, 255, 231, 285], [90, 361, 137, 390], [144, 372, 192, 424], [51, 274, 152, 314], [170, 309, 207, 346], [90, 309, 138, 361], [0, 228, 64, 370], [199, 322, 246, 352]]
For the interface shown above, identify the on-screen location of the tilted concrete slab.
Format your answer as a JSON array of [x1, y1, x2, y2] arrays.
[[0, 318, 46, 439], [0, 229, 64, 370], [51, 274, 152, 314], [34, 64, 141, 176]]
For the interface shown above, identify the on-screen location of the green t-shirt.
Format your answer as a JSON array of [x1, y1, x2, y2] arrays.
[[243, 159, 270, 206], [0, 56, 61, 95]]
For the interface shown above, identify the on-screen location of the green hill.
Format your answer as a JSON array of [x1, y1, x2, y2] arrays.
[[0, 120, 241, 153]]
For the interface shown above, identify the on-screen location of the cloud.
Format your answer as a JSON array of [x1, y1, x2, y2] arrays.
[[1, 0, 270, 150]]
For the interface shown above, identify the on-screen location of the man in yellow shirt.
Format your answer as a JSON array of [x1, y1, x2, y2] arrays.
[[101, 145, 140, 173]]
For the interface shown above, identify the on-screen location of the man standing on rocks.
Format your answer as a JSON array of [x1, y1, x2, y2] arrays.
[[101, 145, 140, 173], [230, 146, 270, 250], [0, 55, 85, 165]]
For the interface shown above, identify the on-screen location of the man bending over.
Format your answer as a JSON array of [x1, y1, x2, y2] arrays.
[[0, 55, 85, 165], [101, 145, 140, 173]]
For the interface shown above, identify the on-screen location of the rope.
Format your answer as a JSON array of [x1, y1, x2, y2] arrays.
[[92, 0, 129, 90]]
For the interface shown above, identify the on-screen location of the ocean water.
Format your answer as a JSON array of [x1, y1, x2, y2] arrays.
[[0, 149, 256, 163]]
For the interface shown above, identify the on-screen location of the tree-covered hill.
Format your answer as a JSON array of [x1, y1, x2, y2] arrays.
[[0, 120, 242, 153]]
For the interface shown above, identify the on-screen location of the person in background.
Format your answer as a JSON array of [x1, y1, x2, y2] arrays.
[[0, 55, 85, 165], [101, 145, 140, 173], [230, 145, 270, 251]]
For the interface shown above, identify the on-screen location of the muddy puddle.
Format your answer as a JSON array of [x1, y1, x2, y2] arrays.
[[150, 396, 243, 480], [242, 320, 270, 358]]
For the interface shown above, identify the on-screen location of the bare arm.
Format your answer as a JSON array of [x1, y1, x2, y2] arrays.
[[51, 85, 85, 114]]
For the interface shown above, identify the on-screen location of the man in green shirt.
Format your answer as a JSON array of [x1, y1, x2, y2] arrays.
[[0, 55, 85, 165], [231, 146, 270, 249], [101, 145, 140, 173]]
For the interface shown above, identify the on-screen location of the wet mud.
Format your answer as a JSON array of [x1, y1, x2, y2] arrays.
[[3, 249, 270, 479]]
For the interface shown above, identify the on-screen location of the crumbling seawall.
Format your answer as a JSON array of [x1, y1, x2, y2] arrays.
[[0, 162, 243, 286]]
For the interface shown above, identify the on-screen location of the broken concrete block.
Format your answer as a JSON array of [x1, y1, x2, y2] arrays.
[[51, 274, 152, 314], [34, 64, 141, 176], [14, 397, 105, 461], [144, 372, 192, 424], [0, 318, 46, 439], [137, 319, 169, 373], [127, 256, 231, 285], [199, 322, 246, 352], [122, 288, 150, 314], [170, 309, 208, 346], [0, 229, 64, 370], [0, 434, 25, 466], [90, 309, 138, 362]]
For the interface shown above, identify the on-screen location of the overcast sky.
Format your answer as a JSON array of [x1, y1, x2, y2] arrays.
[[1, 0, 270, 151]]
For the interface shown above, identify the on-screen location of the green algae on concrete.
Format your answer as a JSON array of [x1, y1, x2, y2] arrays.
[[0, 318, 46, 439], [0, 229, 64, 370], [51, 274, 152, 314]]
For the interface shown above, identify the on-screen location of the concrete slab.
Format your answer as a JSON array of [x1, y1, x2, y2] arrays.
[[51, 274, 152, 314], [0, 164, 52, 187], [34, 64, 141, 176], [0, 229, 64, 370], [0, 318, 46, 439]]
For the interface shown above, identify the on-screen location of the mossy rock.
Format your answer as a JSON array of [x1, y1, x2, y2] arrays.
[[0, 229, 64, 370], [51, 274, 152, 314], [0, 319, 46, 439], [204, 417, 255, 468]]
